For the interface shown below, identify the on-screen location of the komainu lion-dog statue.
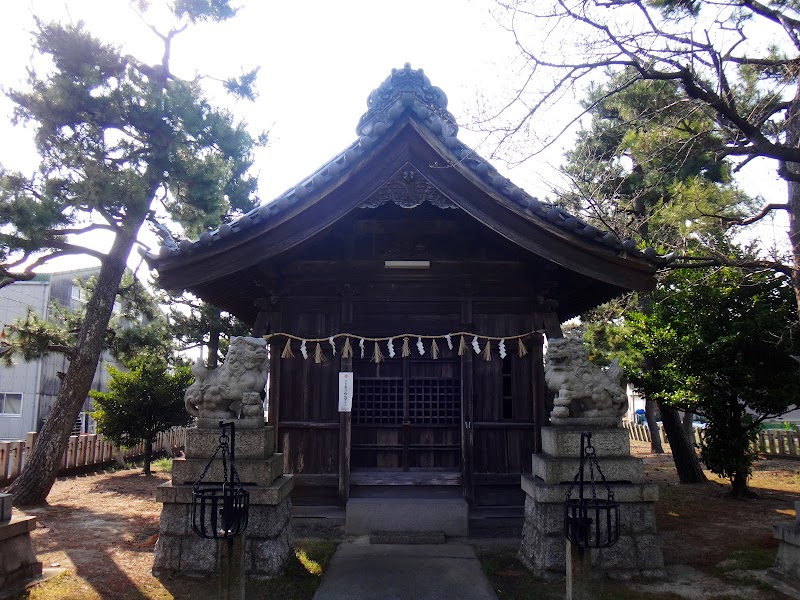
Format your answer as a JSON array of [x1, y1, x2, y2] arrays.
[[545, 337, 628, 425], [183, 336, 268, 429]]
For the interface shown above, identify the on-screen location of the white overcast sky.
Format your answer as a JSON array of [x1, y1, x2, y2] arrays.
[[0, 0, 789, 273]]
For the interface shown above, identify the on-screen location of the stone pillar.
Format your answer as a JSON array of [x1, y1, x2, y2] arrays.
[[0, 493, 43, 589], [771, 500, 800, 588], [518, 425, 665, 580], [152, 425, 294, 579]]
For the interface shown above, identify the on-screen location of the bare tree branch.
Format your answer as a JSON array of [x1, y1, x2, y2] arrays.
[[667, 254, 793, 276]]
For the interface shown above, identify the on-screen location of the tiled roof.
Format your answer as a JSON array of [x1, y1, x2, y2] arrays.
[[146, 64, 667, 267]]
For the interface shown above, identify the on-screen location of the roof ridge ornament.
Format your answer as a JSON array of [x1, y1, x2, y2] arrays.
[[356, 63, 458, 136]]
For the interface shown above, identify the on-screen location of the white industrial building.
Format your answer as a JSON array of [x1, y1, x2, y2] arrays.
[[0, 268, 116, 441]]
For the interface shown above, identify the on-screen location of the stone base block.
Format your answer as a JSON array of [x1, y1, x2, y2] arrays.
[[0, 493, 12, 521], [541, 426, 630, 458], [184, 427, 275, 460], [246, 527, 293, 579], [345, 497, 469, 536], [0, 515, 43, 589], [519, 475, 664, 581], [171, 453, 283, 486], [521, 475, 658, 504], [532, 454, 643, 484], [153, 496, 293, 578], [773, 522, 800, 582], [157, 474, 294, 505]]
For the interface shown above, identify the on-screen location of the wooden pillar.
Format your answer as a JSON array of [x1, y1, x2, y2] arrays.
[[542, 312, 564, 340], [338, 285, 353, 506], [535, 312, 563, 453], [566, 541, 592, 600], [531, 332, 546, 454], [251, 298, 272, 338], [267, 309, 282, 454], [460, 295, 474, 505], [338, 393, 352, 505], [219, 536, 246, 600]]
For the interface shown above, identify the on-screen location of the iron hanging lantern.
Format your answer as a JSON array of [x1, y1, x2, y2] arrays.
[[564, 431, 620, 549], [191, 421, 250, 539]]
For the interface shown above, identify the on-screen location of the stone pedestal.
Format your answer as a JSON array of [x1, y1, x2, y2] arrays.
[[153, 425, 294, 579], [0, 493, 43, 589], [771, 501, 800, 588], [519, 426, 665, 581]]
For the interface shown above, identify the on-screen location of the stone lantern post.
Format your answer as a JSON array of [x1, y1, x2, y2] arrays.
[[152, 336, 293, 580], [518, 337, 665, 581]]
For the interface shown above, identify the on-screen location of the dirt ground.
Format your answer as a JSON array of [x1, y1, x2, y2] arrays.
[[15, 467, 171, 599], [5, 442, 800, 600], [617, 442, 800, 600]]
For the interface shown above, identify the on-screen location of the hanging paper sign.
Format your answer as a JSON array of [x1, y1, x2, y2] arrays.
[[338, 372, 353, 412]]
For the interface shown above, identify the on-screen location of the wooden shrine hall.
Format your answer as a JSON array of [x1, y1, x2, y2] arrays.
[[146, 64, 658, 509]]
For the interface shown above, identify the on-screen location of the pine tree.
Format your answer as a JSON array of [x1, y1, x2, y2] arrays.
[[2, 1, 260, 505]]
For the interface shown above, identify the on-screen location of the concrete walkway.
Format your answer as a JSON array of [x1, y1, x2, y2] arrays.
[[313, 541, 498, 600]]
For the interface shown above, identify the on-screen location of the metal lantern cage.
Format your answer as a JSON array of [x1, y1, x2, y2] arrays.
[[563, 431, 620, 549], [191, 421, 250, 539]]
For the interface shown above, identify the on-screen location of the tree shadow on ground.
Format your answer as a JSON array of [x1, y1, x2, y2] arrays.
[[155, 539, 334, 600]]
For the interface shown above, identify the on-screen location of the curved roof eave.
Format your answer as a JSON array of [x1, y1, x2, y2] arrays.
[[146, 64, 659, 293]]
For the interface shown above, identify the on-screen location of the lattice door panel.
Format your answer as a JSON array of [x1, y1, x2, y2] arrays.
[[408, 378, 461, 425], [352, 377, 403, 424]]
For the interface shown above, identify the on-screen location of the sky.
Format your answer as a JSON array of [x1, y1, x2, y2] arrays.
[[0, 0, 790, 277]]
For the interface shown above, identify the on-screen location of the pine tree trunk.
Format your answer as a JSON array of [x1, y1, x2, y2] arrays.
[[207, 325, 220, 368], [645, 398, 663, 453], [7, 211, 147, 506], [788, 176, 800, 321], [143, 439, 153, 476], [785, 84, 800, 323], [659, 401, 707, 484]]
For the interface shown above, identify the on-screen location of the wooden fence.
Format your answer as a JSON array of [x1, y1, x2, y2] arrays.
[[753, 427, 800, 458], [0, 427, 187, 484], [625, 421, 800, 459]]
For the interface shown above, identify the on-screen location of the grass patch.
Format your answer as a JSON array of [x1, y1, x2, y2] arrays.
[[256, 539, 338, 599], [151, 457, 173, 472], [477, 549, 687, 600], [15, 571, 100, 600], [478, 549, 562, 600], [716, 543, 778, 572], [15, 540, 338, 600]]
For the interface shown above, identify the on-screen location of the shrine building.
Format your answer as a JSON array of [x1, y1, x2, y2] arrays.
[[145, 64, 658, 509]]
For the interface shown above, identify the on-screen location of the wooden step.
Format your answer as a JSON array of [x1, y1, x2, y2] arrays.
[[350, 470, 462, 486]]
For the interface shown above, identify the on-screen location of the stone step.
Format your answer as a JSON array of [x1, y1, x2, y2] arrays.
[[369, 530, 446, 544], [346, 497, 469, 537]]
